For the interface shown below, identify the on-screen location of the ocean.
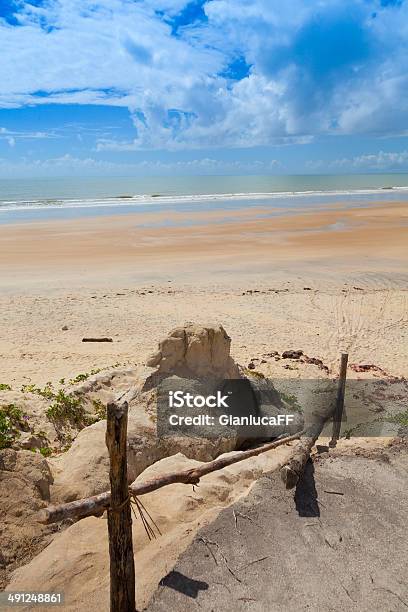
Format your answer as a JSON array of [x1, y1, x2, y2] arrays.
[[1, 174, 408, 224]]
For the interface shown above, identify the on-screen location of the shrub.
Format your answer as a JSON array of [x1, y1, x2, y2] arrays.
[[387, 410, 408, 427], [0, 404, 28, 449], [46, 390, 87, 426], [21, 382, 54, 399], [92, 398, 106, 420]]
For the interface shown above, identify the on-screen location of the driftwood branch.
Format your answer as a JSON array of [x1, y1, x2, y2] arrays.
[[37, 430, 304, 525], [280, 422, 326, 489]]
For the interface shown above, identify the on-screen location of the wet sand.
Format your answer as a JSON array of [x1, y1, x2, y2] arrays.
[[0, 200, 407, 289]]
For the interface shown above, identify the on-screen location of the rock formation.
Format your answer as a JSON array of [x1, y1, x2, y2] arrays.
[[146, 323, 240, 379], [49, 323, 244, 502], [0, 449, 54, 589]]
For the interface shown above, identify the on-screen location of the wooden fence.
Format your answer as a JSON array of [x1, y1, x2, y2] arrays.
[[37, 354, 348, 611]]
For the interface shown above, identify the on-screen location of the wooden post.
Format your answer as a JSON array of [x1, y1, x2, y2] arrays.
[[106, 400, 136, 612], [280, 352, 349, 488], [329, 352, 348, 448]]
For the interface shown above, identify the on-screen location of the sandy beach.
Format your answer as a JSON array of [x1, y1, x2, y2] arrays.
[[1, 196, 407, 609], [1, 199, 407, 287], [0, 199, 407, 386]]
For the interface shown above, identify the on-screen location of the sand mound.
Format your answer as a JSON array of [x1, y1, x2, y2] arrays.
[[146, 323, 240, 379]]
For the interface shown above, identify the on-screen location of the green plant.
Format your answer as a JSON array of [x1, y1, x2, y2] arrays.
[[39, 447, 53, 458], [92, 398, 106, 420], [387, 410, 408, 427], [69, 368, 102, 385], [280, 392, 302, 413], [21, 382, 54, 399], [0, 404, 28, 449], [46, 390, 88, 426], [0, 383, 12, 391], [61, 433, 73, 452]]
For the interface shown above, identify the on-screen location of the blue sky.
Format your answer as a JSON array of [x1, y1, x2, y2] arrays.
[[1, 0, 408, 177]]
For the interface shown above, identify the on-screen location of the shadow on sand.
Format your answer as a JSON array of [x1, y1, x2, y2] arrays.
[[158, 570, 209, 599], [294, 459, 320, 517]]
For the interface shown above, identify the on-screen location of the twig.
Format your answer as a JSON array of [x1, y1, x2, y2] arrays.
[[237, 556, 270, 572]]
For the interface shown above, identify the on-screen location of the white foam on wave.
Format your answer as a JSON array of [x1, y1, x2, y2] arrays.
[[1, 186, 408, 212]]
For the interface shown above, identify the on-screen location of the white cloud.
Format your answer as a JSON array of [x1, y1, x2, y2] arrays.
[[332, 150, 408, 170], [0, 127, 57, 140], [1, 0, 408, 149], [0, 153, 281, 177]]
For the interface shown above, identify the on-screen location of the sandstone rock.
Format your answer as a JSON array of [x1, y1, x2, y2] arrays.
[[0, 449, 54, 588], [49, 325, 243, 501], [17, 432, 45, 451], [50, 400, 236, 503], [146, 323, 239, 380]]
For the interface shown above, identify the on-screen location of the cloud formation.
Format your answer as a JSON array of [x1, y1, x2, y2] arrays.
[[1, 0, 408, 149], [333, 150, 408, 170], [0, 153, 280, 177]]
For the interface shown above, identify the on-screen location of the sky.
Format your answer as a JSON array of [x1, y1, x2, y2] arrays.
[[1, 0, 408, 177]]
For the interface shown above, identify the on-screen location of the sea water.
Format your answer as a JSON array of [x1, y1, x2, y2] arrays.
[[0, 174, 408, 224]]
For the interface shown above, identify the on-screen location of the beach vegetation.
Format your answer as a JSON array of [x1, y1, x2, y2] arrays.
[[18, 363, 126, 448], [69, 368, 102, 385], [387, 410, 408, 427], [0, 383, 12, 391], [46, 390, 89, 427], [21, 382, 54, 399], [39, 446, 53, 458], [92, 398, 106, 420], [280, 392, 303, 413], [0, 403, 28, 449]]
